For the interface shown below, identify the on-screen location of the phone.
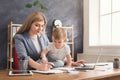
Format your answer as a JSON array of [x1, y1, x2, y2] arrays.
[[8, 70, 33, 76]]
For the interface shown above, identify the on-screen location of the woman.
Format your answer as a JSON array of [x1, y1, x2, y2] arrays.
[[14, 11, 53, 71]]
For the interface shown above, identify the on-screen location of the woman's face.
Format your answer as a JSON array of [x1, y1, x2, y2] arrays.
[[29, 21, 45, 36]]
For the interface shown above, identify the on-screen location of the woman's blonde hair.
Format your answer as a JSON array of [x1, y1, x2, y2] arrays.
[[17, 11, 47, 34], [52, 28, 67, 42]]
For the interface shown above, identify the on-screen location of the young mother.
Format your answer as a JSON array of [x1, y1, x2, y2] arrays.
[[14, 11, 53, 71]]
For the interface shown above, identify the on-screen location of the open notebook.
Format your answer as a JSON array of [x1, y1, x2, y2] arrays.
[[75, 52, 102, 70]]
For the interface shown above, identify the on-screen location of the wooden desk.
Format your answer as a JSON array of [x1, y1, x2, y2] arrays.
[[1, 63, 120, 80]]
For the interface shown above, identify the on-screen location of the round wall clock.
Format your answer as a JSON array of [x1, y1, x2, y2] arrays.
[[54, 20, 62, 27]]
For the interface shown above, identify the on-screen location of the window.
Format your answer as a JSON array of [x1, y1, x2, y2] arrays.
[[89, 0, 120, 46], [84, 0, 120, 54]]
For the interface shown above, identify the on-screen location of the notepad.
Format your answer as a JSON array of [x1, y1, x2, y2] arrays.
[[32, 69, 64, 74]]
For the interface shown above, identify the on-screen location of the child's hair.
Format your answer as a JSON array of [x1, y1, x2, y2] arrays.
[[52, 28, 67, 42]]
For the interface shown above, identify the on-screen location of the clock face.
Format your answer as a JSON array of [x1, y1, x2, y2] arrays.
[[54, 20, 62, 27]]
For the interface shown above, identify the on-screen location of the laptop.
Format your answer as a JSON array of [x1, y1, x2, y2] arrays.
[[75, 53, 101, 70]]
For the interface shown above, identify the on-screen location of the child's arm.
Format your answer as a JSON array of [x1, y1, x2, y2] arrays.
[[65, 54, 72, 67], [41, 48, 49, 63]]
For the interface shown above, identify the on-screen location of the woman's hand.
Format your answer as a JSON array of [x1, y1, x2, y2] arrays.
[[72, 59, 85, 66], [38, 62, 54, 71], [28, 56, 54, 71]]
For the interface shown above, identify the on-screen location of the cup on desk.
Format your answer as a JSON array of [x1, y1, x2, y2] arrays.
[[19, 59, 28, 73], [113, 58, 120, 68]]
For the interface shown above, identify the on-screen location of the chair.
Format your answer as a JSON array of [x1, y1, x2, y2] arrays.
[[7, 21, 22, 70]]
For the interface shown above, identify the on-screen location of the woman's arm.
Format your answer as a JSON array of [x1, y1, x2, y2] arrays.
[[14, 34, 51, 70], [65, 54, 72, 67], [28, 57, 52, 71]]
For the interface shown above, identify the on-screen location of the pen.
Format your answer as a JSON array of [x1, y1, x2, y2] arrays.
[[82, 63, 86, 67]]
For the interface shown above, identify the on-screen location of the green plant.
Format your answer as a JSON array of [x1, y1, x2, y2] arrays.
[[25, 0, 48, 10]]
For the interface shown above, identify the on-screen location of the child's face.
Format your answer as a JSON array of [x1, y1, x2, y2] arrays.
[[53, 38, 65, 49]]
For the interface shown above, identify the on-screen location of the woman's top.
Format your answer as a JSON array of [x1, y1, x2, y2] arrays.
[[31, 36, 41, 53], [14, 32, 49, 61]]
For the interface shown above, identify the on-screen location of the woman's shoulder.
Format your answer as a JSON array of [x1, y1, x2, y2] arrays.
[[14, 32, 28, 39], [14, 34, 23, 38]]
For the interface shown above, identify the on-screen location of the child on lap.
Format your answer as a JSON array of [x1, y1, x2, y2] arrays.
[[41, 28, 71, 68]]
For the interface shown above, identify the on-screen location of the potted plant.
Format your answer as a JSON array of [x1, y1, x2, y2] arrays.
[[25, 0, 48, 10]]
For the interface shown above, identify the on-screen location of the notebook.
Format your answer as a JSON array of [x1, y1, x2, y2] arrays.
[[75, 52, 102, 70]]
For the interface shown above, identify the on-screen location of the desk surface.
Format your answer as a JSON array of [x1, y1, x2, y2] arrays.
[[1, 63, 120, 80]]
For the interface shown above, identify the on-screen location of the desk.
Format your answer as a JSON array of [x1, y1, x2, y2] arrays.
[[1, 63, 120, 80]]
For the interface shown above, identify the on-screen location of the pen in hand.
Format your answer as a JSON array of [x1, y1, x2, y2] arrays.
[[82, 63, 86, 67]]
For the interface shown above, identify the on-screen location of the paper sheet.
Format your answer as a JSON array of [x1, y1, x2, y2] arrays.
[[32, 69, 64, 74], [53, 67, 75, 71]]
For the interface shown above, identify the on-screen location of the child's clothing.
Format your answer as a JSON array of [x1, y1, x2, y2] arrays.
[[46, 43, 71, 67]]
